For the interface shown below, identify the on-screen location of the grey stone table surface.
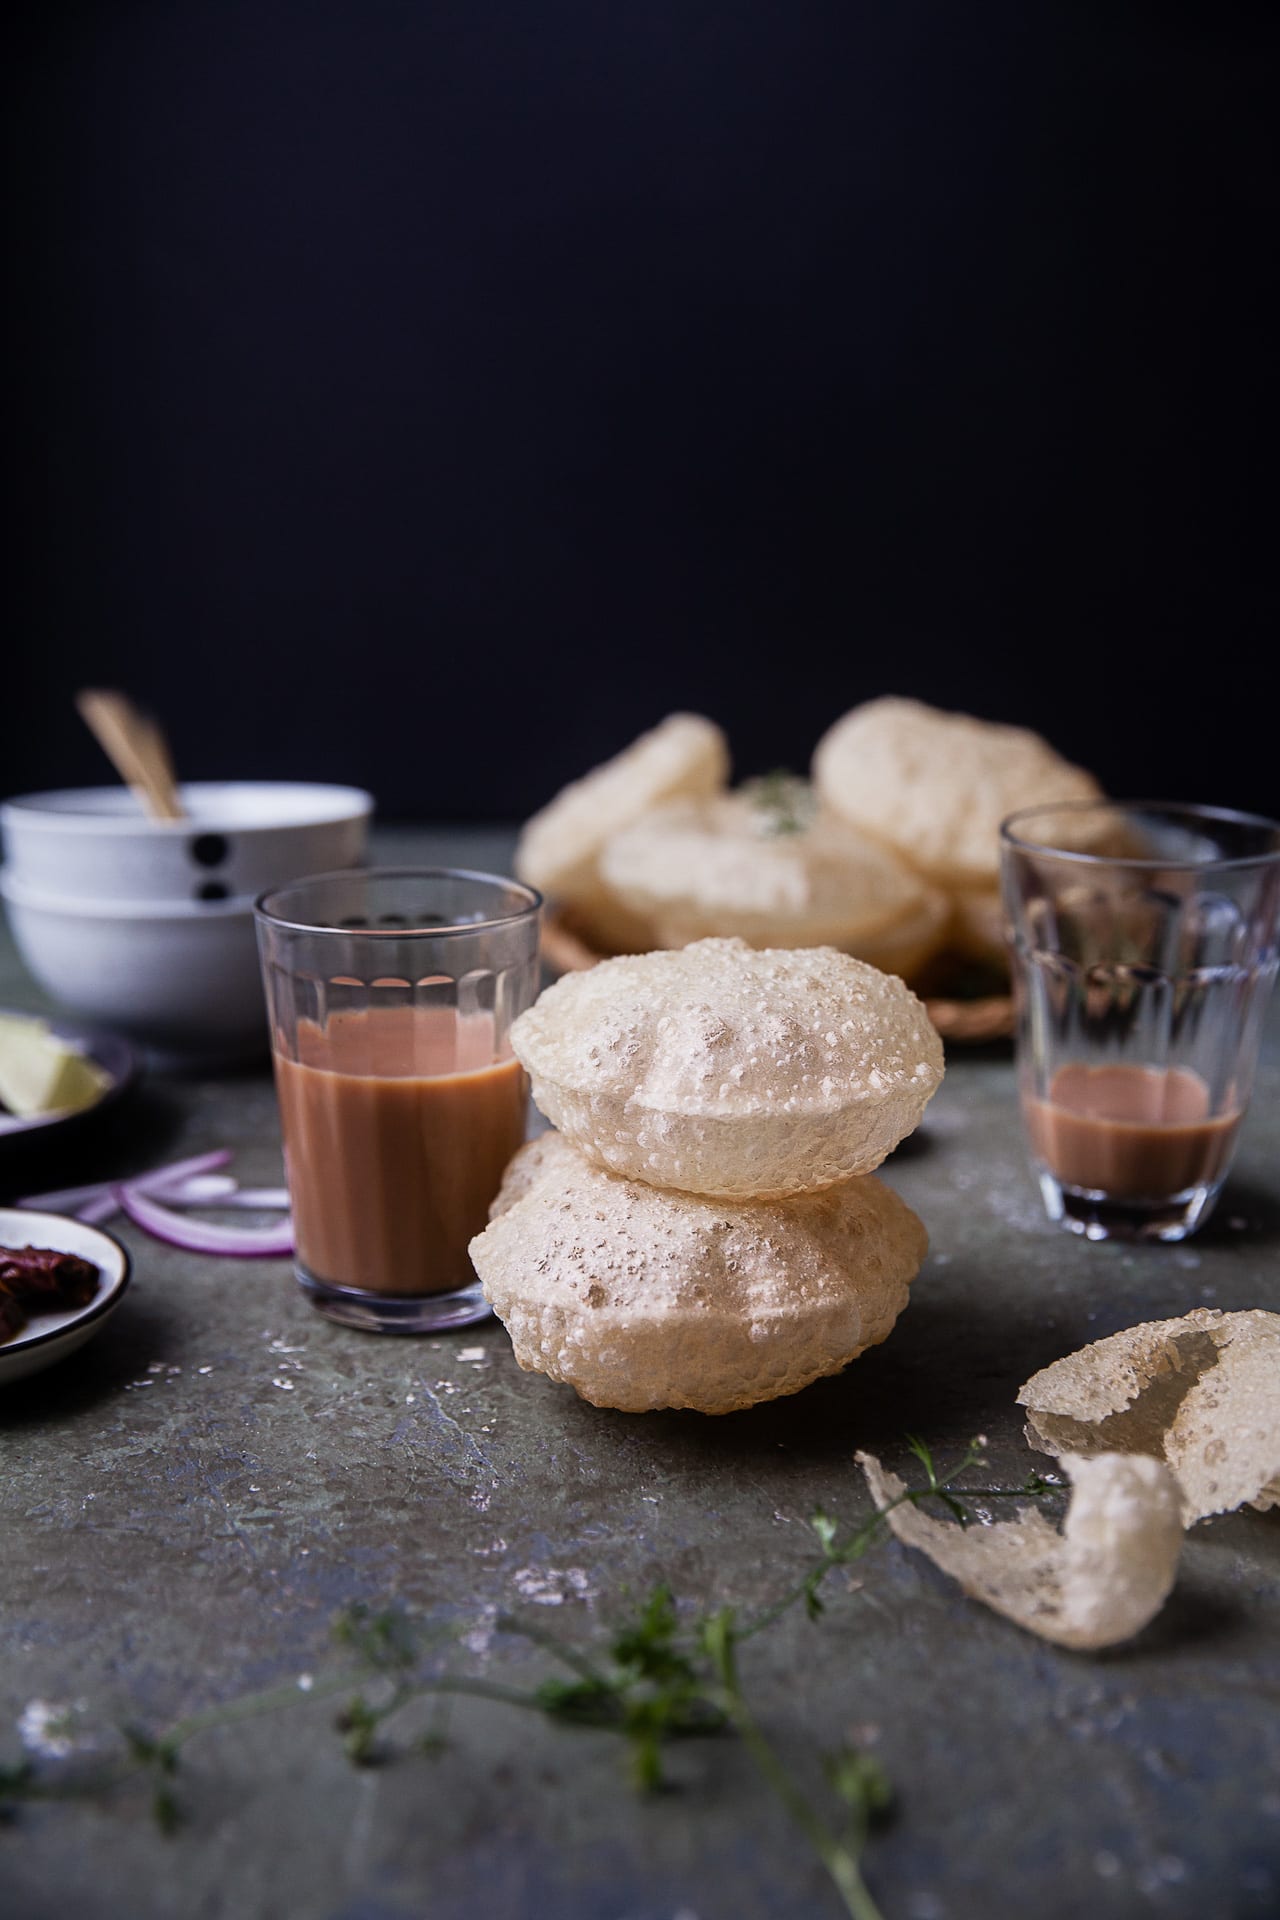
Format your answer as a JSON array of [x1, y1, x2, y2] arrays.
[[1, 827, 1277, 1920]]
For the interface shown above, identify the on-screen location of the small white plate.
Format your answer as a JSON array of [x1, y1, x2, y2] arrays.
[[0, 1207, 132, 1386]]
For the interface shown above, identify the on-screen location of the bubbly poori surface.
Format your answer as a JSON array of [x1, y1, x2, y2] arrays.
[[471, 1131, 927, 1412], [511, 936, 945, 1196]]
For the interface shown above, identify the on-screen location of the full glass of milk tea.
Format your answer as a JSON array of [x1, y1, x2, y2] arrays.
[[1001, 803, 1280, 1242], [255, 869, 540, 1330]]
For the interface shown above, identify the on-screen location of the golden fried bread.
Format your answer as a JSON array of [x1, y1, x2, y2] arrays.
[[812, 697, 1102, 889], [471, 1132, 926, 1413], [515, 713, 729, 908], [599, 782, 947, 978], [509, 937, 944, 1199]]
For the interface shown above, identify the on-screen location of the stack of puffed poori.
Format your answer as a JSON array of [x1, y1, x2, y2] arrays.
[[468, 937, 942, 1414], [514, 698, 1102, 985]]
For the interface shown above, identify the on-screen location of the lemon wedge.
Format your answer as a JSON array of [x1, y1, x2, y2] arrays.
[[0, 1013, 111, 1118]]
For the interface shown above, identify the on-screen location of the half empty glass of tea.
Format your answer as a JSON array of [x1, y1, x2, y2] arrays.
[[1000, 802, 1280, 1242], [255, 869, 541, 1330]]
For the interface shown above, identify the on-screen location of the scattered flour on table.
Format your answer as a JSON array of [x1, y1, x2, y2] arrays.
[[463, 1604, 499, 1655], [511, 1566, 596, 1606], [984, 1178, 1050, 1232], [18, 1700, 88, 1759]]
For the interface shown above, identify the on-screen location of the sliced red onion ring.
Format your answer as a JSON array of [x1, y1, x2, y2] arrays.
[[113, 1183, 294, 1257], [159, 1174, 242, 1204], [17, 1176, 122, 1213], [74, 1193, 124, 1227], [216, 1187, 291, 1210], [20, 1150, 234, 1218], [20, 1149, 291, 1252], [136, 1151, 238, 1198], [161, 1177, 291, 1210]]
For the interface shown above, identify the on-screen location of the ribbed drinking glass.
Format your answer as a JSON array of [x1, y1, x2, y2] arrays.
[[255, 869, 541, 1330], [1000, 803, 1280, 1242]]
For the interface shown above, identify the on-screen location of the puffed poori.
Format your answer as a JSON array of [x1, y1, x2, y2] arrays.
[[509, 937, 944, 1200], [471, 1132, 927, 1413], [812, 697, 1103, 890], [599, 780, 950, 980], [514, 712, 729, 952]]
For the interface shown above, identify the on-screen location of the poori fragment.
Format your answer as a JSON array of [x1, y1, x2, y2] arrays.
[[514, 712, 729, 906], [509, 937, 944, 1200], [599, 782, 950, 978], [812, 697, 1103, 889], [1018, 1308, 1280, 1524], [471, 1132, 926, 1414], [858, 1450, 1184, 1651]]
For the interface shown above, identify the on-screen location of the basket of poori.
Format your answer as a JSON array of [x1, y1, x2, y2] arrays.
[[469, 936, 942, 1413], [520, 698, 1105, 1043]]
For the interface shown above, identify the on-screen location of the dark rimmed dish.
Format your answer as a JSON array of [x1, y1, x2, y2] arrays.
[[0, 1206, 132, 1385]]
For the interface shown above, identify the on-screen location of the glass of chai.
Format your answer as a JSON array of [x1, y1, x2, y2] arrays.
[[1000, 802, 1280, 1243], [255, 869, 541, 1330]]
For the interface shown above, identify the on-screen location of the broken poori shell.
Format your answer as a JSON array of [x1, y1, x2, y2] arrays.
[[859, 1450, 1185, 1650], [1018, 1308, 1280, 1523], [470, 1132, 927, 1414], [509, 938, 944, 1200]]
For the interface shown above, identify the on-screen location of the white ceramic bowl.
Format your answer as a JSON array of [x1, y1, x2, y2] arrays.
[[0, 876, 269, 1064], [0, 781, 373, 906]]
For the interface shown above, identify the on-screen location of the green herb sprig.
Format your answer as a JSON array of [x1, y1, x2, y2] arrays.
[[743, 769, 817, 836], [0, 1439, 1053, 1919]]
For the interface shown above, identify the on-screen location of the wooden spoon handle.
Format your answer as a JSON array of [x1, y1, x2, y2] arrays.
[[76, 689, 186, 822]]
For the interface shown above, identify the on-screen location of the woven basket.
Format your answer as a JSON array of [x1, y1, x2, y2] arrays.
[[539, 910, 1015, 1045]]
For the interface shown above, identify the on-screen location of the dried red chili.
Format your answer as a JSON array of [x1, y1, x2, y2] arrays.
[[0, 1288, 27, 1343], [0, 1244, 100, 1310]]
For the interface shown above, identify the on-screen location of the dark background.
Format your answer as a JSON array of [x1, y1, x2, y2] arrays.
[[6, 0, 1278, 823]]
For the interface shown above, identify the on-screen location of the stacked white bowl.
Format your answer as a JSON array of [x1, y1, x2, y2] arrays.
[[0, 783, 373, 1064]]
